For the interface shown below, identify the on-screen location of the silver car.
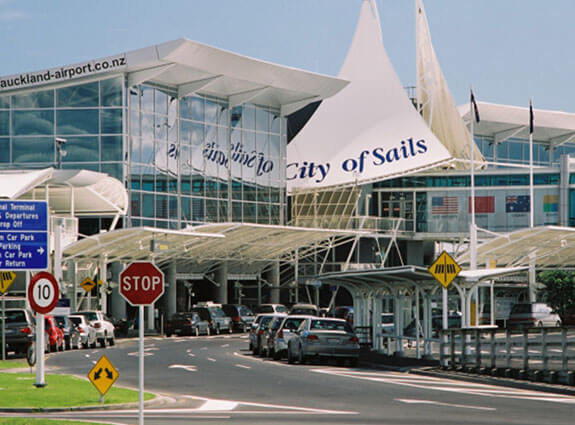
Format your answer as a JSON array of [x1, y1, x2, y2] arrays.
[[68, 315, 97, 349], [269, 315, 313, 360], [287, 317, 360, 366], [249, 313, 286, 355]]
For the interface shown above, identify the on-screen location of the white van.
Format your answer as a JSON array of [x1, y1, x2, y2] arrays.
[[508, 303, 561, 328]]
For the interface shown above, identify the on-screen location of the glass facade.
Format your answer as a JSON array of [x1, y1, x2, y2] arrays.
[[0, 77, 124, 179], [0, 78, 287, 231]]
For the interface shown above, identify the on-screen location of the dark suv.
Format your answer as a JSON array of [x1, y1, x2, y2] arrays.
[[5, 309, 35, 355], [222, 304, 255, 332]]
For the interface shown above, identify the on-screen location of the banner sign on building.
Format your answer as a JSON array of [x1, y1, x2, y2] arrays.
[[0, 55, 127, 92]]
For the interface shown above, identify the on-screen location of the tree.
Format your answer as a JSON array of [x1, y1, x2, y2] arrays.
[[537, 270, 575, 322]]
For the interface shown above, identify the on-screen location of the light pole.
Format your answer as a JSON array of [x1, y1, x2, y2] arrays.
[[55, 137, 67, 169]]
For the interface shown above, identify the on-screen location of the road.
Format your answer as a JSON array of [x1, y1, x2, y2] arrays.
[[8, 333, 575, 424]]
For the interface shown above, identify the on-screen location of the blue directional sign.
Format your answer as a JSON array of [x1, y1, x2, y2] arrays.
[[0, 200, 48, 270]]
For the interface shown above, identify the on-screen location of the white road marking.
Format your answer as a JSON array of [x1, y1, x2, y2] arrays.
[[169, 364, 197, 372], [184, 395, 357, 415], [235, 364, 251, 369], [197, 399, 238, 411], [312, 368, 575, 404], [221, 344, 230, 348], [207, 357, 217, 362], [128, 351, 154, 357], [396, 398, 495, 411]]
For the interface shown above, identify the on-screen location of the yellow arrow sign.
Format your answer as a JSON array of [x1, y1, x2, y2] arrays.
[[0, 271, 16, 294], [81, 277, 96, 293], [428, 251, 461, 289], [88, 354, 119, 396]]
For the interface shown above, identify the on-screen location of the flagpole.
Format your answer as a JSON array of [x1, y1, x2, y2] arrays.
[[529, 98, 534, 228]]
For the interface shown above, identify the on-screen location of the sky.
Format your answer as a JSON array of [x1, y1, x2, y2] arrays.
[[1, 0, 573, 112]]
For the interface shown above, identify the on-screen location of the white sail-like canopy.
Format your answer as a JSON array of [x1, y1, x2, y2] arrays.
[[416, 0, 484, 167], [287, 0, 453, 191]]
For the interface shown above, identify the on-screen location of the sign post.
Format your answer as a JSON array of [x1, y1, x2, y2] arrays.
[[28, 272, 59, 387], [429, 251, 461, 367], [119, 262, 164, 425]]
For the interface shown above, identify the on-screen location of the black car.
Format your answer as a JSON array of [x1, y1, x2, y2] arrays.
[[5, 308, 35, 355], [222, 304, 255, 332], [165, 312, 210, 336]]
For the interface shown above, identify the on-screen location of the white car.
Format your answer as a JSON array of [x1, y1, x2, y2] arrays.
[[68, 315, 97, 349], [71, 311, 115, 347]]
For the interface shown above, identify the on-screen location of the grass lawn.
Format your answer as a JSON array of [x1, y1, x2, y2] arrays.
[[0, 420, 106, 425], [0, 360, 28, 370], [0, 372, 154, 408]]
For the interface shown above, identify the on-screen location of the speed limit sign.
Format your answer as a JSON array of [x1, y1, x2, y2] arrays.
[[28, 272, 59, 314]]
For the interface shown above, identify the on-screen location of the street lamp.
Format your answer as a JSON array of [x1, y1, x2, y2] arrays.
[[55, 137, 67, 169]]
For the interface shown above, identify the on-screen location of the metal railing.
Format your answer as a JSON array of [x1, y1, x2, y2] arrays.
[[439, 326, 575, 384]]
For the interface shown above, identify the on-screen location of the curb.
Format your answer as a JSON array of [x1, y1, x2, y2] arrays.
[[410, 367, 575, 397]]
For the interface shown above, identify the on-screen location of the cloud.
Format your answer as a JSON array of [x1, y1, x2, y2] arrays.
[[0, 0, 27, 22]]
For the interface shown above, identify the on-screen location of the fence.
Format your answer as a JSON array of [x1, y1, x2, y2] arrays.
[[439, 326, 575, 384]]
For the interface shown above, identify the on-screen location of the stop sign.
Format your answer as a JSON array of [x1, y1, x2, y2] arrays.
[[119, 262, 164, 306]]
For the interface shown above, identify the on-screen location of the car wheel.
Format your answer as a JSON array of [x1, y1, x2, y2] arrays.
[[166, 331, 172, 337], [287, 347, 295, 364], [65, 337, 71, 351], [349, 358, 358, 367], [108, 335, 115, 346], [49, 344, 56, 353], [249, 342, 253, 351], [298, 346, 306, 365], [99, 338, 107, 348]]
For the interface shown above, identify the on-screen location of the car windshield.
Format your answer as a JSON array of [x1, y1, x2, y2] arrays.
[[511, 304, 531, 314], [276, 305, 288, 313], [77, 312, 98, 321], [258, 306, 274, 313], [69, 317, 82, 326], [192, 309, 211, 321], [209, 307, 226, 317], [310, 319, 351, 332], [6, 311, 26, 323], [259, 316, 274, 328], [283, 318, 305, 330], [291, 308, 317, 315], [382, 315, 394, 324], [238, 306, 254, 316]]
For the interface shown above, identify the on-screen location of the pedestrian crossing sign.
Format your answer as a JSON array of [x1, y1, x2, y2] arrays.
[[429, 251, 461, 288], [88, 354, 119, 396]]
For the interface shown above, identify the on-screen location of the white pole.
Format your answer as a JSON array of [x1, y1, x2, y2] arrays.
[[139, 305, 144, 425], [441, 288, 448, 367], [529, 98, 534, 228], [35, 313, 46, 387]]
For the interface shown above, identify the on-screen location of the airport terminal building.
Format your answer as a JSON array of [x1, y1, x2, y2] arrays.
[[2, 1, 575, 341]]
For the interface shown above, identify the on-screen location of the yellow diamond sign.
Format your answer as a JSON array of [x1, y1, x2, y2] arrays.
[[429, 251, 461, 288], [81, 277, 96, 293], [0, 271, 16, 294], [88, 354, 119, 396]]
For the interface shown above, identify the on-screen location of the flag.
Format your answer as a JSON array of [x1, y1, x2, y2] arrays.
[[543, 194, 558, 213], [529, 99, 534, 134], [469, 196, 494, 213], [506, 195, 530, 213], [470, 89, 480, 123], [432, 196, 458, 215]]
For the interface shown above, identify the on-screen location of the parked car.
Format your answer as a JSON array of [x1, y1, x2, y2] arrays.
[[4, 308, 35, 355], [508, 303, 561, 328], [334, 306, 354, 326], [71, 310, 115, 347], [268, 315, 312, 360], [289, 303, 319, 316], [44, 315, 65, 352], [54, 315, 78, 350], [222, 304, 255, 332], [191, 307, 214, 335], [256, 304, 288, 314], [404, 313, 462, 339], [287, 317, 359, 366], [165, 312, 210, 337], [381, 313, 395, 336], [259, 315, 285, 358], [249, 313, 286, 355], [68, 314, 97, 349]]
